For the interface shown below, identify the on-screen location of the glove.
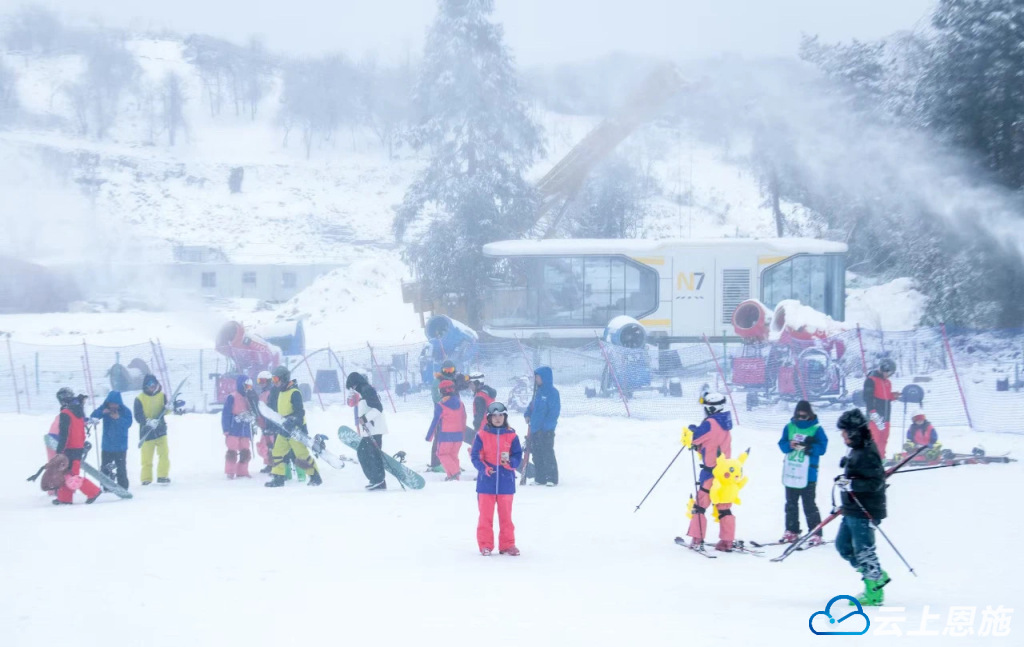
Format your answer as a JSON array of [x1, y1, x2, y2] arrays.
[[283, 416, 298, 431], [173, 399, 186, 414], [88, 417, 101, 426], [681, 426, 694, 449], [869, 411, 885, 428], [903, 441, 916, 452], [144, 419, 160, 431], [834, 475, 852, 491]]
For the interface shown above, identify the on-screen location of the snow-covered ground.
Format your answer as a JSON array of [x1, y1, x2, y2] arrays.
[[2, 404, 1020, 646]]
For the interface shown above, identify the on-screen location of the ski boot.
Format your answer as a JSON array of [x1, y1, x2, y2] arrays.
[[428, 464, 445, 473], [52, 499, 72, 506], [157, 477, 171, 485], [807, 534, 824, 547], [780, 530, 799, 543], [296, 467, 307, 483], [499, 546, 521, 556], [265, 474, 286, 488], [480, 548, 492, 556], [86, 493, 101, 504], [365, 481, 386, 491], [306, 471, 322, 487], [714, 539, 733, 552], [141, 481, 152, 486], [259, 464, 273, 474], [857, 570, 890, 606], [444, 473, 460, 481]]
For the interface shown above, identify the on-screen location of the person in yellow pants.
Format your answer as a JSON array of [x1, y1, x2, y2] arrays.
[[265, 366, 321, 487], [134, 374, 171, 485]]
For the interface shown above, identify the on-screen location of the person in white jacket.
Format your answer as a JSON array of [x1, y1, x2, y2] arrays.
[[346, 372, 389, 490]]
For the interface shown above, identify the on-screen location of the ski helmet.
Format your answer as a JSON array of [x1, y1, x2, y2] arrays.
[[56, 387, 75, 407], [486, 401, 508, 425], [468, 373, 485, 385], [142, 374, 160, 395], [439, 379, 455, 395], [440, 360, 456, 376], [700, 391, 727, 416], [257, 371, 272, 386], [878, 358, 896, 374], [272, 366, 290, 385], [837, 408, 868, 431]]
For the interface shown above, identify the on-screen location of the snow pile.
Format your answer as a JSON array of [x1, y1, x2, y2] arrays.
[[771, 299, 846, 340], [846, 277, 927, 331]]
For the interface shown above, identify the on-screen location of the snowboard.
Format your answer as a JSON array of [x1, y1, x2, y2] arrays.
[[337, 426, 426, 490], [43, 434, 132, 500], [253, 399, 350, 470]]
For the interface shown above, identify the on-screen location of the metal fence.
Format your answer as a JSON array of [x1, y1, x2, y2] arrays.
[[2, 326, 1022, 434]]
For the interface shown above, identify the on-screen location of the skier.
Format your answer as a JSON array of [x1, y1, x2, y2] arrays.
[[834, 408, 889, 606], [221, 375, 254, 479], [265, 366, 321, 487], [53, 388, 102, 505], [255, 370, 275, 473], [134, 374, 171, 485], [906, 413, 938, 448], [777, 400, 828, 545], [863, 358, 901, 458], [524, 366, 560, 486], [90, 391, 133, 491], [683, 392, 735, 551], [427, 360, 469, 472], [426, 379, 467, 481], [471, 402, 523, 556], [468, 373, 496, 444], [346, 371, 389, 491]]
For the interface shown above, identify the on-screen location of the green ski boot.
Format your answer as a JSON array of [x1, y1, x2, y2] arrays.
[[284, 460, 293, 481], [296, 467, 307, 483], [857, 570, 890, 607]]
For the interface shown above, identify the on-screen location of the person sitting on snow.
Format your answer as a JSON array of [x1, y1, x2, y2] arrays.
[[905, 413, 938, 447]]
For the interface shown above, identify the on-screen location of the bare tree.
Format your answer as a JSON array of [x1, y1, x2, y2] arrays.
[[161, 72, 186, 145]]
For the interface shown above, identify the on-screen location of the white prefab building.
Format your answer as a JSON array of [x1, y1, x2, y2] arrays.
[[481, 238, 847, 342], [166, 262, 341, 302]]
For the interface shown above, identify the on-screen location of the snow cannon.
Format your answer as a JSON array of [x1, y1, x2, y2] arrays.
[[258, 320, 305, 357], [771, 300, 833, 343], [108, 357, 152, 392], [215, 322, 281, 373], [603, 315, 647, 349], [732, 300, 771, 343], [710, 449, 749, 518], [424, 315, 479, 374]]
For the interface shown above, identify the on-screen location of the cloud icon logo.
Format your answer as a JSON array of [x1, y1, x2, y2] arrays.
[[809, 595, 871, 635]]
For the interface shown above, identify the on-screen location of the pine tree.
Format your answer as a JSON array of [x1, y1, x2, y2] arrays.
[[394, 0, 543, 326]]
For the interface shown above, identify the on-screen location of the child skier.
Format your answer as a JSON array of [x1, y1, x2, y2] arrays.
[[53, 388, 102, 505], [90, 391, 133, 491], [683, 392, 736, 551], [471, 402, 523, 556], [777, 400, 828, 545], [835, 408, 889, 606], [134, 374, 171, 485], [265, 366, 321, 487], [906, 413, 938, 447], [426, 379, 467, 481], [221, 376, 254, 479], [863, 358, 901, 458], [346, 371, 389, 491]]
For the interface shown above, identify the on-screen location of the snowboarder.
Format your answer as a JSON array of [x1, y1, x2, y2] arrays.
[[906, 413, 938, 448], [524, 366, 560, 486], [863, 358, 901, 459], [221, 375, 255, 479], [426, 379, 467, 481], [134, 374, 171, 485], [471, 402, 523, 556], [53, 387, 102, 505], [346, 371, 389, 490], [265, 366, 322, 487], [777, 400, 828, 545], [683, 392, 735, 551], [468, 373, 496, 444], [90, 391, 132, 491], [834, 408, 889, 606]]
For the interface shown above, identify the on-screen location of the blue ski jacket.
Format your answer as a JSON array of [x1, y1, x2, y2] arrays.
[[91, 391, 133, 452], [524, 366, 560, 433]]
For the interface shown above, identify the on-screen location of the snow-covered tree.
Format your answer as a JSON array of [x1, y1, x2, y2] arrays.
[[394, 0, 543, 325]]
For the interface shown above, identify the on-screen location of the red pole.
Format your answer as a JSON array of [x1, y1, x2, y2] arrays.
[[300, 353, 325, 412], [702, 334, 740, 425], [82, 339, 96, 410], [6, 335, 20, 414], [941, 324, 974, 429], [595, 334, 631, 417], [367, 343, 397, 414], [855, 324, 868, 374]]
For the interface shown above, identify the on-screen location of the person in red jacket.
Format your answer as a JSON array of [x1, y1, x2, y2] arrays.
[[471, 402, 523, 556], [53, 387, 102, 505], [863, 358, 901, 458], [906, 413, 938, 447], [426, 380, 467, 481]]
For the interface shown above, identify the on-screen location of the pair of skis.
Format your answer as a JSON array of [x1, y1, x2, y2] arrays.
[[674, 537, 764, 559]]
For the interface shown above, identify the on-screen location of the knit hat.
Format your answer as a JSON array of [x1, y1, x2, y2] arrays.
[[793, 400, 814, 419]]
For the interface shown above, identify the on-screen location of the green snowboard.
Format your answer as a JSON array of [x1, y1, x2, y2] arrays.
[[337, 426, 426, 490]]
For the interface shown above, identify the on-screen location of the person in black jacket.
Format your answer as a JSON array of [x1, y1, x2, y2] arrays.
[[834, 408, 889, 606], [346, 372, 389, 490], [468, 374, 496, 444]]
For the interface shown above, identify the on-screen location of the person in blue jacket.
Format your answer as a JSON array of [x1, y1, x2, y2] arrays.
[[524, 366, 560, 486], [90, 391, 133, 490], [777, 400, 828, 545], [221, 375, 255, 479]]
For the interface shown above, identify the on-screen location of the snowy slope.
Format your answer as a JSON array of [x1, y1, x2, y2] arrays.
[[2, 405, 1020, 646]]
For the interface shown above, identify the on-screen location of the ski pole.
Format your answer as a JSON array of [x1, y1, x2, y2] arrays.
[[634, 446, 685, 512], [846, 490, 917, 576], [689, 444, 705, 542]]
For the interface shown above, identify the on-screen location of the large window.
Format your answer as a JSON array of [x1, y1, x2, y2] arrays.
[[486, 256, 659, 329], [761, 254, 844, 319], [201, 272, 216, 288]]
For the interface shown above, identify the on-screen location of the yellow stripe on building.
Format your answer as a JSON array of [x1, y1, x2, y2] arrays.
[[631, 257, 665, 266], [639, 319, 671, 327], [758, 255, 790, 266]]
